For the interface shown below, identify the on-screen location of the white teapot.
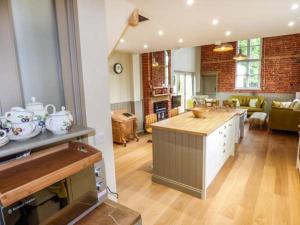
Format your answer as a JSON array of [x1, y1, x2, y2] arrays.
[[26, 97, 56, 129], [45, 106, 73, 134]]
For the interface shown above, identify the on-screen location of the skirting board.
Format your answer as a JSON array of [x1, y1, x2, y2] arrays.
[[152, 174, 205, 199]]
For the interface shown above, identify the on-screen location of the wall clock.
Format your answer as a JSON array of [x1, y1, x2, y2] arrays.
[[113, 63, 123, 74]]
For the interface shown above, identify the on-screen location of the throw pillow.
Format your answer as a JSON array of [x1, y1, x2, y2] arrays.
[[281, 102, 292, 108], [272, 101, 282, 108], [231, 98, 240, 107], [249, 99, 258, 108], [293, 102, 300, 111]]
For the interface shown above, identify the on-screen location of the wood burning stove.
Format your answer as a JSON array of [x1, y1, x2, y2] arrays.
[[153, 101, 168, 121]]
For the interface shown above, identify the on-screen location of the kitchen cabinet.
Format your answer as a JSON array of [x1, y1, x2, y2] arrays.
[[152, 110, 238, 199]]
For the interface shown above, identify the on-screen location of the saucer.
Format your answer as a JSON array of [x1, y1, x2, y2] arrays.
[[0, 137, 9, 147], [8, 126, 42, 142]]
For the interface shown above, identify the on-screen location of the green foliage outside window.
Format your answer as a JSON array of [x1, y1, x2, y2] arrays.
[[236, 38, 262, 89]]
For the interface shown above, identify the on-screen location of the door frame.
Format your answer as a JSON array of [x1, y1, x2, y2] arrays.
[[201, 72, 218, 96]]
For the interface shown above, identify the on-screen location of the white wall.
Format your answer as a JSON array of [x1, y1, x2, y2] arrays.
[[10, 0, 64, 108], [109, 51, 133, 104], [77, 0, 117, 200], [132, 54, 142, 101], [171, 47, 201, 92], [105, 0, 135, 55]]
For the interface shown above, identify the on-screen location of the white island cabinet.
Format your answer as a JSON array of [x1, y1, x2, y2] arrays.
[[151, 110, 240, 199]]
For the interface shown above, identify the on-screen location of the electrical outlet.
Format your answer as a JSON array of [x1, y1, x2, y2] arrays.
[[94, 132, 105, 145]]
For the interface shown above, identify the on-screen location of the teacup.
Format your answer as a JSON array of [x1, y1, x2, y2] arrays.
[[11, 122, 35, 136], [5, 108, 34, 123], [0, 130, 7, 140]]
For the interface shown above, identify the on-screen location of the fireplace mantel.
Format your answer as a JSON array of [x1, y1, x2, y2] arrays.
[[151, 95, 170, 103]]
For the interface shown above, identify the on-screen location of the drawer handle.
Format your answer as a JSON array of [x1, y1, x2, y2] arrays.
[[223, 149, 226, 153], [219, 131, 223, 135], [224, 135, 227, 138], [223, 143, 226, 146]]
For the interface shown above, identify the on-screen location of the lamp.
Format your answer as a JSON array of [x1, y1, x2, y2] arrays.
[[296, 92, 300, 99], [233, 49, 248, 61], [152, 57, 159, 67], [213, 43, 233, 52]]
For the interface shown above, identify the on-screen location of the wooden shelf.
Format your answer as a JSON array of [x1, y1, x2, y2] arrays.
[[0, 142, 102, 207], [0, 125, 95, 159]]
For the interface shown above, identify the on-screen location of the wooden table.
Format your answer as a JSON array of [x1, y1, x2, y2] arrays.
[[111, 111, 139, 147]]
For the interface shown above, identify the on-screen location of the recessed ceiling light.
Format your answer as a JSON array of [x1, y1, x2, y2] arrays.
[[178, 38, 183, 43], [120, 38, 125, 43], [212, 19, 219, 25], [144, 44, 148, 49], [225, 31, 231, 36], [291, 3, 299, 10], [288, 21, 295, 27], [158, 30, 164, 36], [186, 0, 194, 6]]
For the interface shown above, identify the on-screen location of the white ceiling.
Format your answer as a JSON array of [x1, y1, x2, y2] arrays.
[[115, 0, 300, 53]]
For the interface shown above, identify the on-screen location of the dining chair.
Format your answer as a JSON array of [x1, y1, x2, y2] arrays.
[[145, 113, 158, 143]]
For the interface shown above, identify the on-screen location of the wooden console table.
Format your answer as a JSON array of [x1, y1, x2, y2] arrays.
[[111, 111, 139, 147]]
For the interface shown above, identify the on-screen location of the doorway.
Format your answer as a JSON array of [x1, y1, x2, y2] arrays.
[[173, 71, 196, 112], [201, 73, 218, 98]]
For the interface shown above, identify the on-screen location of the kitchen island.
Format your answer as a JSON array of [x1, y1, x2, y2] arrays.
[[151, 109, 241, 199]]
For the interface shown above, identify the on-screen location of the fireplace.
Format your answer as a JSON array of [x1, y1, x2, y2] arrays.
[[154, 101, 168, 121]]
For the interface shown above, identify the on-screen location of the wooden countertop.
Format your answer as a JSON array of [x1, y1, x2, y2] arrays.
[[151, 110, 238, 136]]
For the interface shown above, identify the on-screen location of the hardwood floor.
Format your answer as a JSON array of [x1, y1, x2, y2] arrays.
[[114, 126, 300, 225]]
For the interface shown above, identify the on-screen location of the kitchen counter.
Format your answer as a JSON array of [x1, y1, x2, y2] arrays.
[[151, 110, 238, 136], [152, 109, 241, 199]]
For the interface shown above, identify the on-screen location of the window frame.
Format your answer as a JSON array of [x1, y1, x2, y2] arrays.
[[235, 38, 262, 90]]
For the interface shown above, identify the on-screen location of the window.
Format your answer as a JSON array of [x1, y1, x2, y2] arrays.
[[235, 38, 262, 89]]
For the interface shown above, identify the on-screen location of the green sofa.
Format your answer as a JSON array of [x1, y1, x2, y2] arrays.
[[269, 105, 300, 132], [225, 95, 266, 116]]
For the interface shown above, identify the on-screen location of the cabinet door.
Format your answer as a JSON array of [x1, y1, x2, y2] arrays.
[[205, 126, 224, 188]]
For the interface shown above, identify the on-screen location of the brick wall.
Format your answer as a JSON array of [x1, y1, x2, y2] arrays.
[[201, 34, 300, 93], [142, 51, 172, 116]]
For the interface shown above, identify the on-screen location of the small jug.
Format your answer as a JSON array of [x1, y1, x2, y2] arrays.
[[46, 106, 73, 135]]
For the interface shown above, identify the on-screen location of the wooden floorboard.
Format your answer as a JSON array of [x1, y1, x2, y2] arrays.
[[114, 126, 300, 225]]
